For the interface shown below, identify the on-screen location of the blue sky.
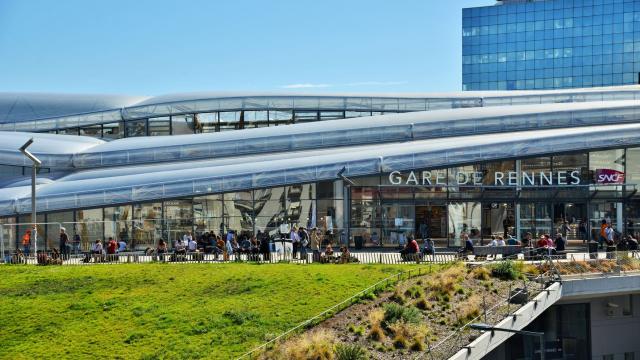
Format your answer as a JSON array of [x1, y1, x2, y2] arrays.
[[0, 0, 490, 95]]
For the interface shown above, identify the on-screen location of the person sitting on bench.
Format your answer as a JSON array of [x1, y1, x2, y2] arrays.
[[400, 235, 420, 261]]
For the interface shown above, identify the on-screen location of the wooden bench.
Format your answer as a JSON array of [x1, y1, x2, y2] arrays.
[[473, 245, 522, 260]]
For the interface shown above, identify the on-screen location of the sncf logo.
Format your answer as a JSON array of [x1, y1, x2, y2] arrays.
[[595, 169, 625, 184]]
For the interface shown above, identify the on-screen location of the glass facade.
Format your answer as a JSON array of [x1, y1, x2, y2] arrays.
[[1, 148, 640, 251], [463, 0, 640, 90]]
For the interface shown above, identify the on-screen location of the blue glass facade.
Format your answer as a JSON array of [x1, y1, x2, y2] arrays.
[[462, 0, 640, 90]]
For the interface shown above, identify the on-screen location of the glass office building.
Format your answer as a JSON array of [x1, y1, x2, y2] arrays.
[[463, 0, 640, 90], [2, 88, 640, 252]]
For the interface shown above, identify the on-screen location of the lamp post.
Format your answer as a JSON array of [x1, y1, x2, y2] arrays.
[[19, 138, 41, 257], [469, 323, 545, 360]]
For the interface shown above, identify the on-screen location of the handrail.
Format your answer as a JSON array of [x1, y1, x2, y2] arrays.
[[236, 266, 433, 359]]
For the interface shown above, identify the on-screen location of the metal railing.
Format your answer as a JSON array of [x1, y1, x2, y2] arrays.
[[415, 257, 560, 359], [237, 266, 435, 359], [1, 249, 460, 266]]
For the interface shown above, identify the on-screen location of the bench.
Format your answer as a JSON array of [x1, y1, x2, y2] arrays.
[[472, 245, 522, 260]]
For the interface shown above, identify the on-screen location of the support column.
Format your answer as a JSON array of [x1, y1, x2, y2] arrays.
[[515, 160, 522, 239], [617, 202, 623, 233]]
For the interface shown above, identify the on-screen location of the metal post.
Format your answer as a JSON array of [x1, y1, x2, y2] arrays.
[[20, 139, 41, 258], [32, 165, 37, 256], [0, 224, 4, 263], [539, 333, 545, 360]]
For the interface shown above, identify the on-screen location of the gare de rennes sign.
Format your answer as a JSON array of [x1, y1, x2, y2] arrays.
[[388, 170, 583, 186]]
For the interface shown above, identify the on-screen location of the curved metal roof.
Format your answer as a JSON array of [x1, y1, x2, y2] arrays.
[[0, 92, 148, 123], [1, 85, 640, 132], [1, 122, 640, 216]]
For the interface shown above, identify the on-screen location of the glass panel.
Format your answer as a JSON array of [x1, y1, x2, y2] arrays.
[[171, 114, 195, 135], [519, 203, 552, 239], [448, 202, 481, 246], [79, 125, 102, 138], [294, 111, 319, 123], [268, 110, 293, 126], [102, 122, 123, 139], [381, 203, 415, 247], [46, 211, 74, 253], [481, 202, 515, 241], [104, 205, 132, 244], [148, 116, 170, 136], [76, 208, 103, 251], [196, 112, 218, 133], [163, 199, 193, 244], [125, 119, 147, 137], [253, 187, 285, 237], [590, 149, 625, 185], [626, 147, 640, 190], [244, 111, 269, 129], [0, 217, 17, 254], [219, 111, 241, 131], [133, 202, 162, 249], [223, 191, 253, 235]]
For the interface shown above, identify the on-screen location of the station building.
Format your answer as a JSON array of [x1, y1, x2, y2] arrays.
[[1, 87, 640, 251]]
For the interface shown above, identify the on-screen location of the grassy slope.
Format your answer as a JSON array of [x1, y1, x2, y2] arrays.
[[0, 263, 412, 359]]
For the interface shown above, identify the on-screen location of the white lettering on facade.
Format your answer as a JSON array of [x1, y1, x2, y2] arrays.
[[570, 170, 580, 185], [389, 171, 402, 185], [422, 171, 432, 185], [406, 171, 418, 185], [540, 171, 552, 185], [557, 171, 567, 185], [386, 170, 583, 186]]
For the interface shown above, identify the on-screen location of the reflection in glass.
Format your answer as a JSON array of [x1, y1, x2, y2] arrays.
[[448, 202, 481, 246], [77, 208, 103, 250]]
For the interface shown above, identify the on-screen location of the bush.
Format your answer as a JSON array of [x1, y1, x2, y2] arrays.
[[470, 266, 491, 280], [490, 260, 521, 280], [404, 285, 424, 299], [383, 303, 421, 326], [415, 297, 430, 310], [269, 329, 336, 360], [334, 343, 368, 360], [368, 309, 385, 341], [390, 288, 406, 305]]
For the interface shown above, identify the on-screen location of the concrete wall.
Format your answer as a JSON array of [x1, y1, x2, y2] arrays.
[[585, 294, 640, 359]]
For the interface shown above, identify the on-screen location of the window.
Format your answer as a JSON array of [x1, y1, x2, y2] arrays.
[[171, 114, 195, 134], [125, 120, 147, 137]]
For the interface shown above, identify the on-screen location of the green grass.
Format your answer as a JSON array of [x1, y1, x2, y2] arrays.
[[0, 263, 414, 359]]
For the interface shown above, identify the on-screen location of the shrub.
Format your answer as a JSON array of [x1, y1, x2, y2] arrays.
[[490, 260, 521, 280], [270, 329, 336, 360], [347, 324, 365, 336], [404, 285, 424, 299], [470, 266, 491, 280], [383, 303, 421, 326], [415, 297, 430, 310], [334, 343, 368, 360], [410, 339, 425, 351], [390, 288, 406, 305], [454, 295, 482, 325], [368, 309, 385, 341]]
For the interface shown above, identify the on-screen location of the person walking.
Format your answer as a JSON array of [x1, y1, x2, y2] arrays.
[[299, 226, 309, 261], [290, 226, 300, 259], [59, 228, 70, 259], [310, 227, 321, 262], [21, 229, 31, 256]]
